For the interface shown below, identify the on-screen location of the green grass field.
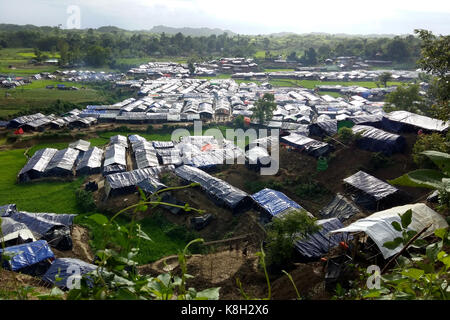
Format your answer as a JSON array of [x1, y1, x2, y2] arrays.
[[0, 48, 60, 76], [0, 86, 106, 118], [267, 78, 404, 89]]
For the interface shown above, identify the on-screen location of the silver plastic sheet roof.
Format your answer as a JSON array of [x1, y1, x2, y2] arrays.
[[384, 111, 449, 132], [281, 133, 330, 157], [109, 135, 128, 148], [135, 148, 159, 169], [105, 166, 173, 191], [175, 165, 249, 209], [76, 147, 104, 172], [69, 139, 91, 152], [19, 148, 58, 177], [343, 171, 398, 201], [104, 144, 127, 167], [44, 148, 80, 174]]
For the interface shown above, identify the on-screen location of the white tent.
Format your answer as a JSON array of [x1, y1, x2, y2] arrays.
[[330, 203, 448, 259]]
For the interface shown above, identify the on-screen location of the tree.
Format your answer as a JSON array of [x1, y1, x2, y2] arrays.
[[378, 72, 392, 88], [287, 51, 297, 62], [383, 84, 427, 114], [253, 93, 277, 125], [265, 209, 319, 272], [33, 47, 42, 62], [415, 29, 450, 121]]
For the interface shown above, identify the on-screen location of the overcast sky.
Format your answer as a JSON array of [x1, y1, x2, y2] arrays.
[[1, 0, 449, 35]]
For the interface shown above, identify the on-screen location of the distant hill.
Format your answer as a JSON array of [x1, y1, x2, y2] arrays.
[[149, 25, 236, 37]]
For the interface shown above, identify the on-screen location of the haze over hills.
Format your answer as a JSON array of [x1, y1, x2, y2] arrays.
[[149, 25, 236, 37]]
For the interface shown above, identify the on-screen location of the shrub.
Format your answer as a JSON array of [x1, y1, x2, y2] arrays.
[[412, 133, 450, 168], [75, 189, 96, 212], [265, 209, 319, 272], [368, 152, 393, 171], [337, 127, 357, 144]]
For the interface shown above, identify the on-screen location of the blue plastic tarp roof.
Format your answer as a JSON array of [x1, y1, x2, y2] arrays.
[[251, 188, 302, 217], [42, 258, 97, 288], [10, 211, 76, 236], [0, 240, 54, 271], [294, 218, 349, 259], [0, 204, 17, 217]]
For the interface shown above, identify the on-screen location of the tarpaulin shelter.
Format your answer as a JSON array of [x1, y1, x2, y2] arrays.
[[352, 125, 406, 155], [76, 147, 104, 175], [175, 165, 251, 213], [309, 119, 338, 137], [134, 148, 159, 169], [0, 240, 54, 276], [10, 211, 76, 250], [157, 148, 182, 166], [109, 135, 128, 148], [136, 178, 167, 195], [69, 139, 91, 152], [330, 203, 449, 259], [103, 144, 127, 176], [7, 113, 46, 129], [343, 171, 400, 210], [0, 217, 35, 246], [280, 133, 331, 158], [251, 188, 304, 222], [0, 204, 17, 217], [42, 258, 97, 289], [348, 114, 383, 128], [44, 148, 80, 177], [18, 148, 58, 182], [294, 218, 349, 260], [104, 166, 172, 198], [319, 193, 360, 222], [382, 111, 449, 133]]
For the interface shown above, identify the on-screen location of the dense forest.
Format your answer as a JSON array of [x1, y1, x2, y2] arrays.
[[0, 24, 423, 69]]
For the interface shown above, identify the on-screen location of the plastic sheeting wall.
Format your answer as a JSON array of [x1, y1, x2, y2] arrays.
[[352, 125, 406, 155], [319, 193, 360, 222], [294, 218, 348, 260], [44, 148, 80, 176], [18, 148, 58, 182], [382, 111, 449, 133], [76, 147, 104, 175]]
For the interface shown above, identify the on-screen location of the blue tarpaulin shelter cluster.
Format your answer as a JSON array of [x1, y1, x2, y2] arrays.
[[294, 218, 349, 260], [352, 125, 406, 155], [251, 188, 303, 220]]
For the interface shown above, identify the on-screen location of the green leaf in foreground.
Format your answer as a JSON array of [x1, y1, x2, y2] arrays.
[[388, 169, 445, 189], [87, 213, 109, 226]]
